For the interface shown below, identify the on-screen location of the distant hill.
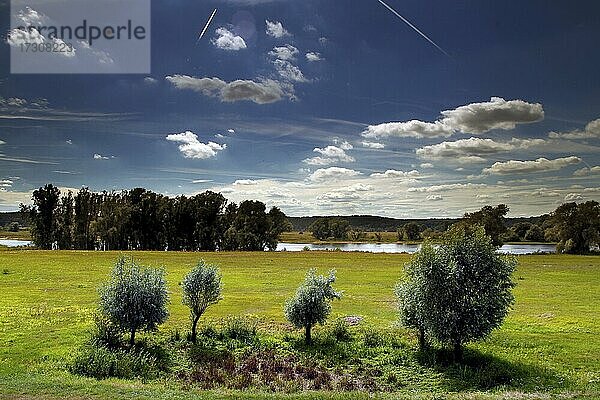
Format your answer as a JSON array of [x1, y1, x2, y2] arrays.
[[0, 211, 27, 227], [2, 211, 550, 232], [287, 214, 550, 232]]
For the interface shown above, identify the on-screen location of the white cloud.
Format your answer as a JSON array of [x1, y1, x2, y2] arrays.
[[440, 97, 544, 134], [363, 120, 452, 139], [408, 183, 487, 193], [316, 192, 360, 202], [549, 118, 600, 140], [361, 141, 385, 149], [266, 20, 291, 38], [370, 169, 419, 179], [564, 193, 584, 202], [212, 27, 247, 51], [482, 156, 581, 175], [228, 129, 235, 134], [0, 179, 13, 188], [144, 77, 158, 84], [420, 163, 434, 169], [306, 52, 323, 62], [93, 154, 112, 160], [233, 179, 260, 186], [426, 194, 443, 201], [192, 179, 213, 184], [7, 27, 45, 47], [303, 144, 354, 165], [531, 188, 560, 197], [165, 75, 292, 104], [309, 167, 361, 182], [273, 59, 308, 82], [166, 131, 226, 159], [269, 45, 298, 61], [363, 97, 544, 139], [573, 166, 600, 176], [416, 137, 546, 161]]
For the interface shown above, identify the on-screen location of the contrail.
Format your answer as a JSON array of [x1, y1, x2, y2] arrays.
[[197, 8, 217, 43], [377, 0, 450, 57]]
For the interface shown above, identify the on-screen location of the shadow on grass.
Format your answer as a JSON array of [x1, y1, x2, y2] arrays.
[[415, 346, 568, 391]]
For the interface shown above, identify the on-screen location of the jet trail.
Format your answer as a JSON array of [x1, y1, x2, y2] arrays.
[[197, 8, 217, 42], [377, 0, 450, 57]]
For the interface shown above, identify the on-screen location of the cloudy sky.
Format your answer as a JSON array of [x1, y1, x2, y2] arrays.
[[1, 0, 599, 217]]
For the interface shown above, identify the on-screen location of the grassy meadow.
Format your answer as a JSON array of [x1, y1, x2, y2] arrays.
[[0, 250, 599, 399]]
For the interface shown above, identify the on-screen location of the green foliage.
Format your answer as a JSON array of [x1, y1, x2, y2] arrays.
[[221, 315, 258, 343], [89, 312, 124, 350], [99, 257, 169, 347], [284, 269, 342, 343], [396, 227, 516, 359], [399, 222, 422, 241], [70, 345, 164, 380], [20, 184, 61, 249], [328, 318, 353, 342], [309, 217, 350, 240], [524, 224, 545, 242], [181, 261, 222, 343], [552, 201, 600, 254], [460, 204, 510, 246]]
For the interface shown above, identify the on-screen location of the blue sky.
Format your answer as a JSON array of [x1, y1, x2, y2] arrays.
[[1, 0, 599, 217]]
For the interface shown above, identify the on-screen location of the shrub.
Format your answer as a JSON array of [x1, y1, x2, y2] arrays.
[[181, 260, 222, 343], [284, 269, 342, 344], [70, 345, 161, 380], [221, 315, 258, 343], [90, 312, 123, 350], [328, 318, 352, 342], [396, 227, 516, 360], [99, 256, 169, 347]]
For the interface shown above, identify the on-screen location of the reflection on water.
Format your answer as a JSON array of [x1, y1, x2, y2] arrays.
[[0, 239, 557, 254], [276, 242, 556, 255], [0, 239, 32, 247]]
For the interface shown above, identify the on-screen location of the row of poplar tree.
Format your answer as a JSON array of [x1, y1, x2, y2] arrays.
[[21, 184, 291, 251]]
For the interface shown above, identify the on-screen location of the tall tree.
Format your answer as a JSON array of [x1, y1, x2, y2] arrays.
[[461, 204, 509, 246], [21, 184, 61, 249], [552, 201, 600, 254], [56, 191, 74, 249]]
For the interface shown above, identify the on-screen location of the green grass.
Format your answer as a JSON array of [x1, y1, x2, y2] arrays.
[[0, 250, 599, 399]]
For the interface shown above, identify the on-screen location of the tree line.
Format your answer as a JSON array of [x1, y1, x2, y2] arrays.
[[20, 184, 291, 251], [308, 202, 600, 254]]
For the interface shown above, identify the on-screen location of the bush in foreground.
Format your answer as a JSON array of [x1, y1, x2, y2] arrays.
[[284, 269, 342, 344], [181, 260, 222, 343], [99, 256, 169, 347], [396, 227, 516, 360]]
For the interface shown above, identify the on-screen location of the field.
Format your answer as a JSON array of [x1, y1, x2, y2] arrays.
[[0, 250, 599, 399]]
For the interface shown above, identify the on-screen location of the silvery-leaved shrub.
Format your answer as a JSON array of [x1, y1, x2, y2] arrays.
[[99, 256, 169, 347], [181, 260, 222, 343], [284, 269, 342, 344], [396, 226, 516, 360]]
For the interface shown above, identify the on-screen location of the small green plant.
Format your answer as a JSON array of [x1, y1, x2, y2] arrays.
[[284, 269, 342, 344], [328, 318, 352, 342], [181, 260, 222, 343], [70, 345, 162, 380], [90, 312, 123, 350], [99, 256, 169, 347], [221, 315, 258, 343]]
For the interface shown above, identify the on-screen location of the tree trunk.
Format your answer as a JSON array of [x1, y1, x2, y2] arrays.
[[129, 328, 136, 348], [305, 325, 312, 344], [453, 342, 463, 362], [191, 314, 200, 343]]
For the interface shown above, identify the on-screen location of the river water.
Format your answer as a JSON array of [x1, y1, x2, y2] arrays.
[[0, 239, 557, 254], [275, 242, 557, 254]]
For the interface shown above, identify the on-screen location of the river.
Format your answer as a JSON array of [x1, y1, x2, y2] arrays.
[[0, 239, 557, 254]]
